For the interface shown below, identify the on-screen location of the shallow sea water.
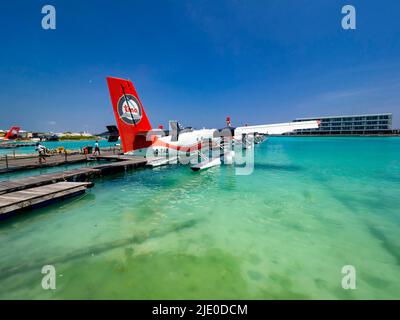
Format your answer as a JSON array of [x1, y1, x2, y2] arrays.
[[0, 137, 399, 299]]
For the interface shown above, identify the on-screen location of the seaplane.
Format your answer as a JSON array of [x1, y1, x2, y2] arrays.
[[106, 76, 320, 171], [0, 126, 22, 147], [0, 126, 21, 141]]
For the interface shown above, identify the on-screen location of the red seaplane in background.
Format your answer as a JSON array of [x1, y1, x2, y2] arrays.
[[0, 126, 21, 141]]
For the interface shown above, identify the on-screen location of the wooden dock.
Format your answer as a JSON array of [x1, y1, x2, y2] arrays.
[[90, 154, 149, 174], [0, 148, 122, 174], [0, 155, 148, 216], [93, 154, 133, 161], [0, 182, 93, 215], [0, 154, 90, 174], [0, 167, 100, 195]]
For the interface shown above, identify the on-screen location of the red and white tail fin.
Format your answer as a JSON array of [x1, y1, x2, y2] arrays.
[[4, 126, 20, 140], [106, 77, 152, 153]]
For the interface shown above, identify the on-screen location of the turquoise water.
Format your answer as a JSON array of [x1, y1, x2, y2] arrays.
[[0, 137, 399, 299], [0, 140, 117, 155]]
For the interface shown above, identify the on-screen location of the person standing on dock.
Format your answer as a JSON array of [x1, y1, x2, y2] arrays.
[[35, 142, 47, 164], [94, 140, 100, 155]]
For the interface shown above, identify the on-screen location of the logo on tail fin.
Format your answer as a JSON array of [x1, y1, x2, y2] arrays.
[[117, 94, 143, 125]]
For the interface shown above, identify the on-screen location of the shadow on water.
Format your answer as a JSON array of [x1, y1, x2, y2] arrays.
[[254, 163, 303, 172], [321, 184, 400, 266], [0, 218, 200, 281], [55, 247, 249, 299], [0, 192, 96, 228], [367, 225, 400, 266]]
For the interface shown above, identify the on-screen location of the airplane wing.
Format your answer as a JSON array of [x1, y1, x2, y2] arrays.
[[234, 120, 320, 136]]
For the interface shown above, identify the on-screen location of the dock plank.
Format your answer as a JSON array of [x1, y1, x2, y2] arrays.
[[92, 154, 147, 162], [0, 156, 148, 195], [0, 149, 122, 174], [0, 168, 100, 195], [0, 182, 93, 215]]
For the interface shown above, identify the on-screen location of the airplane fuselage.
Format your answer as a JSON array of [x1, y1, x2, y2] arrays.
[[126, 128, 218, 157]]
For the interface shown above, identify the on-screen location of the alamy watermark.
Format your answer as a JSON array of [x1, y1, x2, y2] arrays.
[[40, 4, 355, 31], [342, 5, 356, 30], [41, 5, 56, 30], [41, 265, 56, 290], [341, 265, 356, 290]]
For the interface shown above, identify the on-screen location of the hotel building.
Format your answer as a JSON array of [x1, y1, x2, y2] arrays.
[[291, 113, 393, 135]]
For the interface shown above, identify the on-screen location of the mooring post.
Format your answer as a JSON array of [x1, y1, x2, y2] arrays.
[[65, 150, 67, 162], [5, 155, 8, 171]]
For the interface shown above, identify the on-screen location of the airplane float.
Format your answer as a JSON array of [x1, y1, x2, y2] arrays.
[[106, 76, 319, 171]]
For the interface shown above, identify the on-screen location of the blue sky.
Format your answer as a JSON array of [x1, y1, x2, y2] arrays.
[[0, 0, 399, 132]]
